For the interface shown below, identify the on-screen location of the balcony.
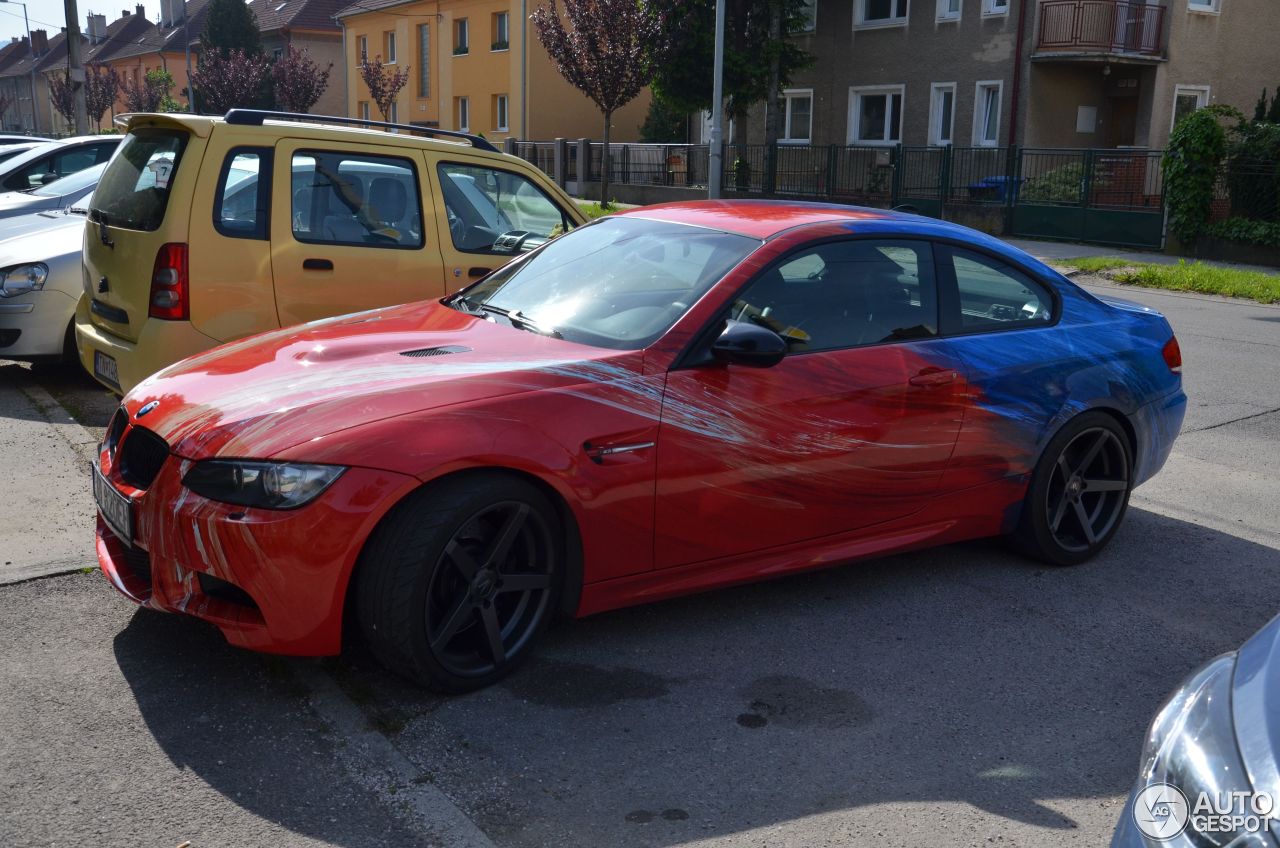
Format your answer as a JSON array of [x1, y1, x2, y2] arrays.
[[1036, 0, 1166, 60]]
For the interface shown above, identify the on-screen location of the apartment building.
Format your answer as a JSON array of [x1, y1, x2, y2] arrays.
[[0, 29, 73, 136], [746, 0, 1280, 150], [335, 0, 649, 141], [0, 37, 38, 133], [247, 0, 347, 117]]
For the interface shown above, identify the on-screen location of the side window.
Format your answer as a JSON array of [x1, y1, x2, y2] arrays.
[[943, 247, 1054, 331], [291, 150, 423, 249], [436, 162, 569, 252], [93, 143, 118, 164], [214, 148, 271, 240], [729, 239, 938, 353]]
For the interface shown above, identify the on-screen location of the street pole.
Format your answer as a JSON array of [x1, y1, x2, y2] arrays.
[[0, 1, 38, 134], [62, 0, 88, 134], [183, 2, 196, 113], [707, 0, 725, 199]]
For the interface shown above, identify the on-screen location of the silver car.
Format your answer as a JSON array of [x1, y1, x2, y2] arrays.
[[1112, 612, 1280, 846], [0, 136, 117, 193], [0, 162, 105, 221], [0, 206, 90, 361]]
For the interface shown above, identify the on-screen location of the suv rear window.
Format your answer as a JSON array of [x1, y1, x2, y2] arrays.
[[90, 128, 188, 232]]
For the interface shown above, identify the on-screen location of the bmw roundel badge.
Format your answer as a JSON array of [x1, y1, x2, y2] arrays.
[[136, 400, 160, 418]]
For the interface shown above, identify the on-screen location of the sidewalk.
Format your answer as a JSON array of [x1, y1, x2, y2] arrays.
[[1006, 237, 1280, 276], [0, 371, 97, 584]]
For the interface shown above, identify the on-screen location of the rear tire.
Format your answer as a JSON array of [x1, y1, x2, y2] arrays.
[[1012, 411, 1133, 566], [355, 473, 562, 693]]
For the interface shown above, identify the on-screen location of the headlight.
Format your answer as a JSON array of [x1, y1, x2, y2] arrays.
[[182, 460, 345, 509], [1137, 653, 1267, 846], [0, 263, 48, 298]]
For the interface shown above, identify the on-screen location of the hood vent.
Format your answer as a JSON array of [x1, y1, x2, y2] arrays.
[[400, 345, 472, 358]]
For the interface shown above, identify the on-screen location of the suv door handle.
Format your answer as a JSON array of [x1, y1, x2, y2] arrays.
[[468, 266, 492, 278], [303, 258, 334, 271], [908, 367, 958, 388]]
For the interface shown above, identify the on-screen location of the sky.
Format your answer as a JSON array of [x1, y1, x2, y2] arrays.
[[0, 1, 163, 46]]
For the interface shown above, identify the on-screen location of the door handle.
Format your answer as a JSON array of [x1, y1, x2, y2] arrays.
[[468, 266, 493, 278], [908, 367, 958, 388], [303, 258, 334, 271]]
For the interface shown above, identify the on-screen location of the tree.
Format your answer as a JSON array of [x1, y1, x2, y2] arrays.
[[273, 45, 332, 113], [201, 0, 264, 57], [122, 69, 175, 113], [357, 55, 410, 123], [0, 93, 11, 125], [190, 48, 272, 115], [49, 74, 76, 126], [639, 94, 688, 142], [645, 0, 813, 128], [532, 0, 659, 204], [85, 64, 121, 128]]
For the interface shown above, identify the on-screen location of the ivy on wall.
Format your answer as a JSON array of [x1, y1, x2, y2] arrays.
[[1162, 104, 1242, 244]]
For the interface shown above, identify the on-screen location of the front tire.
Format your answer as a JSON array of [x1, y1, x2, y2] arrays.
[[1012, 412, 1133, 566], [355, 473, 562, 693]]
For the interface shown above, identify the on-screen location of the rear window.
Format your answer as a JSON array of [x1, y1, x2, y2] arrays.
[[90, 128, 188, 232]]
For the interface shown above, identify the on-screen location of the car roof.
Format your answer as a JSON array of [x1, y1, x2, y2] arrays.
[[617, 200, 921, 239]]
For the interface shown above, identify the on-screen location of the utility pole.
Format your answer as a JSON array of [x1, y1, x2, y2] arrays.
[[183, 1, 196, 113], [707, 0, 726, 199], [62, 0, 88, 134]]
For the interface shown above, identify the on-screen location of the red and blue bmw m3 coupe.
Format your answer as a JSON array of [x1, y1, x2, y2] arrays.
[[92, 202, 1186, 691]]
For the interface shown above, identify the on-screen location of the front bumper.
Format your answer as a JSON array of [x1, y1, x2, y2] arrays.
[[95, 437, 421, 655], [0, 289, 77, 358]]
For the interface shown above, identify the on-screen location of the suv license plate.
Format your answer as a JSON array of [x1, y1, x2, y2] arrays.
[[92, 463, 132, 545], [94, 350, 120, 390]]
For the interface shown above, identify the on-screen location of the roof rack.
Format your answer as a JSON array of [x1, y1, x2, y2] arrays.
[[223, 109, 500, 153]]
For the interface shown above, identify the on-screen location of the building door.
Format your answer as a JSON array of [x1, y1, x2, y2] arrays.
[[1105, 97, 1138, 147]]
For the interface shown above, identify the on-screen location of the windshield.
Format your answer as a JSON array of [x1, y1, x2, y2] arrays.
[[33, 161, 107, 197], [452, 217, 760, 350]]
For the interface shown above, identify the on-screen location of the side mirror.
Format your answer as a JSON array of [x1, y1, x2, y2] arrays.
[[710, 319, 787, 368], [39, 173, 59, 185]]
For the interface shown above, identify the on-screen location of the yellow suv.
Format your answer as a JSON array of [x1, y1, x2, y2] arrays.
[[76, 110, 585, 394]]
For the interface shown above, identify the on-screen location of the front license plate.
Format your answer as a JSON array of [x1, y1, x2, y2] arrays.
[[92, 462, 132, 545], [93, 350, 120, 390]]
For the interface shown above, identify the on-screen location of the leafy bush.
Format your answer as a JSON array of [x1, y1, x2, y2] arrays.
[[1021, 162, 1086, 203], [1223, 120, 1280, 222], [1162, 104, 1242, 243], [1203, 217, 1280, 247]]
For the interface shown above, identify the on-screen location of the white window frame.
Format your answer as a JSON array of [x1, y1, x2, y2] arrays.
[[848, 84, 905, 146], [798, 0, 817, 31], [972, 80, 1002, 146], [855, 0, 910, 29], [385, 31, 396, 64], [360, 101, 370, 121], [781, 88, 813, 143], [1171, 84, 1210, 131], [936, 0, 961, 21], [493, 11, 509, 48], [357, 35, 367, 62], [929, 82, 956, 146], [458, 96, 470, 132], [495, 94, 509, 131], [456, 18, 469, 53], [1187, 0, 1220, 13], [982, 0, 1009, 15]]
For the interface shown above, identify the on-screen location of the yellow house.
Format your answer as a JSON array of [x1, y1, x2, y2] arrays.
[[334, 0, 649, 142]]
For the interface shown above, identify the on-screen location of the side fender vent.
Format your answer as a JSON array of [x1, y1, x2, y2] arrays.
[[400, 345, 472, 358]]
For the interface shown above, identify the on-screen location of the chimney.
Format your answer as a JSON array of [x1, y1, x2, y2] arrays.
[[159, 0, 170, 27], [87, 13, 107, 44], [122, 9, 130, 17], [174, 0, 186, 24], [136, 4, 146, 18], [30, 29, 48, 55]]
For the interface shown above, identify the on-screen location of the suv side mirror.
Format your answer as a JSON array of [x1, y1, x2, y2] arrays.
[[710, 319, 787, 368]]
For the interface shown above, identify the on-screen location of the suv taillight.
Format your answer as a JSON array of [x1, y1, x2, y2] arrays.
[[1162, 336, 1182, 374], [149, 243, 189, 321]]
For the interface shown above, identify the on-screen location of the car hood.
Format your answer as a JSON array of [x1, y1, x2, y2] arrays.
[[0, 210, 84, 263], [0, 190, 49, 211], [1232, 612, 1280, 812], [124, 300, 633, 461]]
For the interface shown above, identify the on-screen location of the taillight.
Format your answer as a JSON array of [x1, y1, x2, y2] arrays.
[[1162, 336, 1182, 374], [148, 243, 189, 321]]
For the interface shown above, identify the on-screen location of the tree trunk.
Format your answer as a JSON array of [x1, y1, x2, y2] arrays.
[[763, 1, 783, 194], [601, 109, 612, 206]]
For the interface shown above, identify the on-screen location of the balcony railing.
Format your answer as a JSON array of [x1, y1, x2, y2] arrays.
[[1037, 0, 1165, 56]]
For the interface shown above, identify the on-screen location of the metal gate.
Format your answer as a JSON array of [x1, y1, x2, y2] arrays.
[[1011, 148, 1165, 248]]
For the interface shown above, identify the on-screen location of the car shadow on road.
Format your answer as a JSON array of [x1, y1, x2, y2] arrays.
[[111, 506, 1280, 847]]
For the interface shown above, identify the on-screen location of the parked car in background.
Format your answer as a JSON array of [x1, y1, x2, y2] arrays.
[[1111, 611, 1280, 847], [0, 162, 106, 222], [0, 204, 92, 361], [90, 202, 1186, 693], [0, 136, 118, 193], [76, 110, 583, 394], [0, 134, 53, 146], [0, 141, 54, 166]]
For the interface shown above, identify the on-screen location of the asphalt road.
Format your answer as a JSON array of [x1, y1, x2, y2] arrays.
[[1, 275, 1277, 848]]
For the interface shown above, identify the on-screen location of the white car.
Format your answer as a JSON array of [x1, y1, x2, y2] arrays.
[[0, 162, 105, 221], [0, 136, 118, 193], [0, 206, 89, 361]]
